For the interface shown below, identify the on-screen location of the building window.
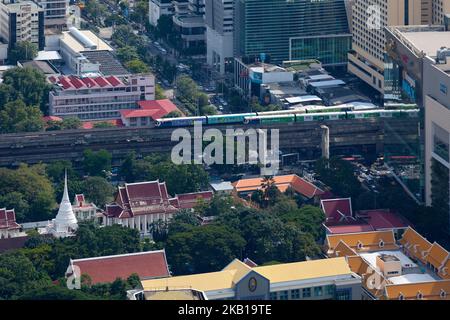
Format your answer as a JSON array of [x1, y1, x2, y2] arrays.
[[291, 289, 300, 299], [279, 290, 289, 300], [314, 286, 323, 297], [302, 288, 311, 298], [326, 285, 335, 296], [335, 288, 352, 300], [269, 292, 277, 300]]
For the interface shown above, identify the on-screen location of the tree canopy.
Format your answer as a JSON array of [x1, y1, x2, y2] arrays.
[[8, 41, 38, 64]]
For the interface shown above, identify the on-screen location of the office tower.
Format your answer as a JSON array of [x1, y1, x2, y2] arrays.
[[234, 0, 351, 66], [0, 0, 45, 51], [33, 0, 68, 31], [348, 0, 423, 93], [205, 0, 234, 74], [149, 0, 174, 27]]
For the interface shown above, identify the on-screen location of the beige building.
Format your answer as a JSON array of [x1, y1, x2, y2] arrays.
[[0, 1, 45, 51], [34, 0, 69, 31], [348, 0, 424, 93], [431, 0, 450, 24]]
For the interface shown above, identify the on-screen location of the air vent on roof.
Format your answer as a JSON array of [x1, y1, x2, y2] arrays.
[[69, 27, 97, 50], [436, 47, 450, 64]]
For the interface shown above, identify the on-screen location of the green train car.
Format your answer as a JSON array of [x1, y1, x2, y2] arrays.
[[296, 112, 347, 122], [207, 113, 256, 125], [244, 114, 296, 125]]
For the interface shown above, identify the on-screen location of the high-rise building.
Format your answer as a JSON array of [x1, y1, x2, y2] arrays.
[[431, 0, 450, 24], [0, 0, 45, 51], [234, 0, 351, 66], [149, 0, 174, 27], [172, 0, 206, 52], [348, 0, 423, 94], [33, 0, 68, 31], [205, 0, 234, 74], [384, 20, 450, 233]]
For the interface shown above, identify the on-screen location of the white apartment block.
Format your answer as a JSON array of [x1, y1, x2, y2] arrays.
[[48, 74, 155, 121], [205, 0, 234, 74], [0, 1, 45, 51]]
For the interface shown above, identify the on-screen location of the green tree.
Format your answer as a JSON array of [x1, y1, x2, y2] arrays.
[[125, 59, 149, 74], [163, 110, 182, 118], [315, 157, 362, 198], [8, 41, 38, 64], [0, 100, 44, 134], [176, 75, 198, 101], [0, 252, 52, 299], [129, 0, 148, 25], [61, 117, 82, 130], [0, 164, 56, 222], [116, 46, 139, 63], [166, 224, 246, 275], [156, 14, 174, 40], [83, 149, 112, 176], [45, 160, 78, 183], [82, 176, 114, 207], [1, 67, 51, 112], [85, 0, 107, 25], [93, 121, 115, 128], [155, 84, 166, 100]]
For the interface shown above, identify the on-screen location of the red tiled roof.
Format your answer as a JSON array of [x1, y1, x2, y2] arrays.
[[325, 224, 374, 234], [93, 77, 109, 87], [51, 75, 124, 90], [104, 204, 123, 218], [357, 209, 410, 230], [0, 208, 20, 230], [107, 181, 212, 218], [291, 175, 325, 198], [69, 76, 85, 89], [106, 76, 121, 87], [70, 250, 170, 284], [120, 109, 159, 119], [120, 99, 179, 120], [126, 181, 162, 201], [233, 174, 324, 199], [177, 191, 214, 209], [321, 198, 353, 222]]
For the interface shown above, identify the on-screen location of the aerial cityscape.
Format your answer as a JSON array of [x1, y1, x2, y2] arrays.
[[0, 0, 450, 305]]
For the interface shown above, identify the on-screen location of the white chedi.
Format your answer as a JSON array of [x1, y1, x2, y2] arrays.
[[51, 171, 78, 237]]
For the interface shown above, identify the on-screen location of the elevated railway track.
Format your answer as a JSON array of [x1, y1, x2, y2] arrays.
[[0, 117, 419, 166]]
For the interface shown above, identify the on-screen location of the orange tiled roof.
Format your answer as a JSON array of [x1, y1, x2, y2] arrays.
[[333, 240, 357, 257], [439, 260, 450, 279], [232, 174, 324, 199], [399, 227, 432, 263], [326, 230, 398, 254], [346, 255, 370, 275], [427, 242, 449, 270], [383, 280, 450, 300]]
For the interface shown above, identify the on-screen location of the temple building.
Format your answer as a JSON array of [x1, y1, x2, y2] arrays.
[[0, 208, 21, 239], [104, 180, 213, 235], [47, 172, 78, 238], [72, 194, 101, 224]]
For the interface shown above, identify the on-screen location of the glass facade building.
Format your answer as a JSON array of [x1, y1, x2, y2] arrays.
[[234, 0, 351, 65]]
